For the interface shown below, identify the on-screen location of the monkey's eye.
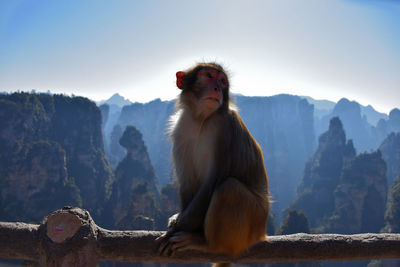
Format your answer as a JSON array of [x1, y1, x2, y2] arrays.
[[206, 72, 213, 79], [221, 79, 227, 86]]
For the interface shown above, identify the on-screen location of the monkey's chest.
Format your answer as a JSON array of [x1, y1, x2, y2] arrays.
[[173, 115, 219, 186], [178, 132, 216, 186], [191, 141, 214, 180]]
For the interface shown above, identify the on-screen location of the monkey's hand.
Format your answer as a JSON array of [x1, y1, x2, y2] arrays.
[[156, 231, 207, 256], [155, 228, 177, 256]]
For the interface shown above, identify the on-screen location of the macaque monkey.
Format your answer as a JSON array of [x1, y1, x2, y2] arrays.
[[156, 63, 270, 266]]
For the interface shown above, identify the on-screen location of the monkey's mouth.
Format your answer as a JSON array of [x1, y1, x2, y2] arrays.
[[204, 97, 221, 104]]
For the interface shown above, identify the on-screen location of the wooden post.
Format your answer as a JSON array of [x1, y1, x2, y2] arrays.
[[37, 207, 98, 266]]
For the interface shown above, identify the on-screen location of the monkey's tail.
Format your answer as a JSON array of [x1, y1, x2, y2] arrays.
[[213, 263, 231, 267]]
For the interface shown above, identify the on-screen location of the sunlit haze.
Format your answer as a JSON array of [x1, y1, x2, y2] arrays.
[[1, 0, 399, 113]]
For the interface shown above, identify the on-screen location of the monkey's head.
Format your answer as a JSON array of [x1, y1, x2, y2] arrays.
[[176, 63, 230, 120]]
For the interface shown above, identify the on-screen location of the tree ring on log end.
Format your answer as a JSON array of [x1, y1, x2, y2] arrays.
[[46, 211, 82, 243]]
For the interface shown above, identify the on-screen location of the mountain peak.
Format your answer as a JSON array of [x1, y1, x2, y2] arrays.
[[99, 93, 132, 107]]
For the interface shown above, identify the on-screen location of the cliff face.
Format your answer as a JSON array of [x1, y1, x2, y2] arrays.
[[0, 93, 113, 223], [292, 117, 387, 233], [99, 104, 109, 132], [328, 151, 387, 233], [50, 95, 114, 222], [292, 117, 355, 227], [379, 132, 400, 187], [384, 175, 400, 233], [108, 124, 126, 167], [0, 140, 81, 222]]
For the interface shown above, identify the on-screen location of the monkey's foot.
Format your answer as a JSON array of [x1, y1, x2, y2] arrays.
[[160, 231, 208, 256]]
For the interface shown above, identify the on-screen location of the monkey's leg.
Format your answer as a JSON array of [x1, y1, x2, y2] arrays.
[[164, 178, 267, 256], [204, 177, 268, 256]]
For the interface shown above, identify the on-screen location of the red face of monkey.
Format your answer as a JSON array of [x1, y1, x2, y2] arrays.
[[176, 66, 229, 115], [196, 68, 228, 110]]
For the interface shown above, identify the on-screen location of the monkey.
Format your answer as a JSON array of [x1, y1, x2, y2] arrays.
[[156, 63, 270, 266]]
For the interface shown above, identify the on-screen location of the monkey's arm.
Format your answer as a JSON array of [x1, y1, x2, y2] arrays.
[[156, 174, 218, 255], [175, 174, 218, 232]]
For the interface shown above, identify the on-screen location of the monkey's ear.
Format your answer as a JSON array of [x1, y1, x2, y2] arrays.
[[176, 71, 185, 89]]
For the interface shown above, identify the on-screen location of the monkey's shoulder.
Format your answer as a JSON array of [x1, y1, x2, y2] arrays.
[[223, 110, 256, 140]]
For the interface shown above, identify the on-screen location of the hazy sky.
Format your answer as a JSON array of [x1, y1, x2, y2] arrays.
[[1, 0, 399, 113]]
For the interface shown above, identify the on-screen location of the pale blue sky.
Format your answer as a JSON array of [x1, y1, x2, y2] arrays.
[[1, 0, 399, 113]]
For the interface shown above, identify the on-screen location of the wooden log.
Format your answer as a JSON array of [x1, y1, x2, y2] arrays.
[[0, 221, 39, 261], [96, 230, 400, 263], [1, 207, 400, 266]]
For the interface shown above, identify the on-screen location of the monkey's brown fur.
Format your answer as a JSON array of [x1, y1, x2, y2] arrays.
[[157, 63, 270, 265]]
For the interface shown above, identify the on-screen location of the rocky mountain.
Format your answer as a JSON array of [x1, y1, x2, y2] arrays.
[[379, 132, 400, 187], [98, 93, 134, 165], [302, 96, 387, 126], [291, 117, 387, 234], [383, 175, 400, 233], [0, 140, 81, 222], [376, 108, 400, 146], [291, 117, 356, 227], [99, 104, 109, 132], [98, 93, 132, 108], [49, 95, 114, 223], [361, 105, 388, 126], [108, 124, 126, 167], [327, 150, 387, 234], [301, 96, 336, 119], [369, 175, 400, 267], [315, 98, 377, 153], [112, 98, 175, 185], [99, 103, 123, 165], [0, 93, 114, 223], [107, 125, 160, 228], [114, 181, 160, 230]]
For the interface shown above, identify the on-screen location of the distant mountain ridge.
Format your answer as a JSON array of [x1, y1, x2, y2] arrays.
[[301, 96, 388, 125], [98, 93, 389, 126]]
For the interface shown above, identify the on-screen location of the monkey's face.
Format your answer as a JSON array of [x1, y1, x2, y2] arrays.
[[195, 68, 228, 111], [176, 64, 230, 120]]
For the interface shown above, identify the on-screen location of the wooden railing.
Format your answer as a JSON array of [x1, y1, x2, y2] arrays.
[[1, 207, 399, 266]]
